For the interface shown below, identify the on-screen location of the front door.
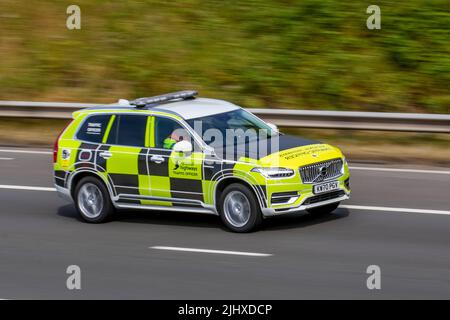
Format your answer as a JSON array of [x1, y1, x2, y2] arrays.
[[147, 116, 205, 207]]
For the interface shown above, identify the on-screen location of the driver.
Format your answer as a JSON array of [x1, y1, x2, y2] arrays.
[[163, 131, 181, 149], [163, 128, 190, 149]]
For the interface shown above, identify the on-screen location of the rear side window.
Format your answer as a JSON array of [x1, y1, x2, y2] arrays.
[[107, 115, 147, 147], [77, 114, 111, 143]]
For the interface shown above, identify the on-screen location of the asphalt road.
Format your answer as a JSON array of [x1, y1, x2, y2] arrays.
[[0, 147, 449, 299]]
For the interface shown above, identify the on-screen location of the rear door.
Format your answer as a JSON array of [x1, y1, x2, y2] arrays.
[[104, 114, 150, 204]]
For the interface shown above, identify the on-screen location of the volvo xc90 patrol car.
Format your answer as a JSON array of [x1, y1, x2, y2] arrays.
[[54, 91, 350, 232]]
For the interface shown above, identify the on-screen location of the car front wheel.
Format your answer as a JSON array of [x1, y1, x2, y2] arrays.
[[74, 176, 114, 223], [218, 183, 262, 233]]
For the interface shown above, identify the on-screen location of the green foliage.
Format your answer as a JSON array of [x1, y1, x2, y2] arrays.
[[0, 0, 448, 113]]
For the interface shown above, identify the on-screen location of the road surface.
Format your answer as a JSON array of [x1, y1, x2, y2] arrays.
[[0, 147, 449, 299]]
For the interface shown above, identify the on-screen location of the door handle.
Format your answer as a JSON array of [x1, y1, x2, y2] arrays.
[[99, 151, 112, 159], [150, 155, 165, 164]]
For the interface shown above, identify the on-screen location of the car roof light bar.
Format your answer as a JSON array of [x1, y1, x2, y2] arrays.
[[130, 90, 198, 108]]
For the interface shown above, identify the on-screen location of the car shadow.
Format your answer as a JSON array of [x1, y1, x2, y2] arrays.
[[57, 205, 350, 232], [57, 204, 85, 222], [114, 209, 225, 230], [261, 207, 350, 231], [57, 204, 225, 230]]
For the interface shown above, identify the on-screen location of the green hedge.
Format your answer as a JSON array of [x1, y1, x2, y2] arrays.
[[0, 0, 448, 113]]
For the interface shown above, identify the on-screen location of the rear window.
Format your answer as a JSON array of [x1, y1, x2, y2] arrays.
[[77, 114, 111, 143], [106, 114, 147, 147]]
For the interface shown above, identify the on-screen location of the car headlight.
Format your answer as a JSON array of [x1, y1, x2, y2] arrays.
[[251, 167, 295, 179]]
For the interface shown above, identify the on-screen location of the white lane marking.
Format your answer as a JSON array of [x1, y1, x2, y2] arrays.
[[0, 157, 14, 160], [341, 205, 450, 216], [0, 185, 56, 192], [349, 166, 450, 175], [0, 184, 449, 217], [0, 149, 52, 155], [0, 148, 448, 175], [150, 246, 273, 257]]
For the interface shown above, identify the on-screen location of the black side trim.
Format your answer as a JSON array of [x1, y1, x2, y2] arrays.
[[109, 174, 139, 188], [170, 178, 203, 202], [138, 148, 148, 175], [117, 198, 141, 204], [115, 186, 140, 195], [203, 161, 222, 181], [148, 150, 169, 176], [95, 145, 111, 172], [54, 170, 66, 179], [170, 178, 203, 193], [55, 178, 65, 187]]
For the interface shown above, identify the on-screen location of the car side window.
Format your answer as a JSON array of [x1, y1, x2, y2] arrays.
[[154, 117, 191, 149], [77, 114, 112, 143], [106, 114, 147, 147]]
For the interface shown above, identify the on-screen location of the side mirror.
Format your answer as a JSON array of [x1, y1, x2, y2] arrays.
[[267, 122, 278, 132], [173, 140, 192, 153]]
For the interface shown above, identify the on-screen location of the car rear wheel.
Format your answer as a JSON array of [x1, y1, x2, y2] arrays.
[[218, 183, 262, 233], [74, 176, 114, 223], [306, 202, 340, 215]]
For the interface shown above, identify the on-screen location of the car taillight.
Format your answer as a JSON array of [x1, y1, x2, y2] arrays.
[[53, 120, 73, 163]]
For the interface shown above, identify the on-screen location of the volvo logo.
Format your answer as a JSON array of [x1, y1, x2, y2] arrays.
[[313, 165, 329, 182]]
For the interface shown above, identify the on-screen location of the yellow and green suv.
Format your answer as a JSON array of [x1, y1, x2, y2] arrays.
[[53, 91, 350, 232]]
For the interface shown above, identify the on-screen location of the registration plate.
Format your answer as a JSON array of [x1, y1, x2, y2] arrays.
[[313, 181, 339, 194]]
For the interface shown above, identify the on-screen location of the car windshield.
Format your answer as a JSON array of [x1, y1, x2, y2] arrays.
[[187, 108, 278, 147]]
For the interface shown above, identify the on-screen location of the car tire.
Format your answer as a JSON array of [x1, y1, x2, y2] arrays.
[[306, 202, 340, 215], [74, 176, 114, 223], [218, 183, 262, 233]]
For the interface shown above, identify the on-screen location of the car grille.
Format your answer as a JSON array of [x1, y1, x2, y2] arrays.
[[299, 158, 343, 183], [303, 190, 346, 205]]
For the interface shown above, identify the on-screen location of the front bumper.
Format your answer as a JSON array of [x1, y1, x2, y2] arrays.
[[261, 188, 350, 217]]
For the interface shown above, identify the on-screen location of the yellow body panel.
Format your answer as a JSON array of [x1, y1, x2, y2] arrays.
[[55, 107, 350, 213]]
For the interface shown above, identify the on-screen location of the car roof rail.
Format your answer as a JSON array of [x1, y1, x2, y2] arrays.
[[130, 90, 198, 108]]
